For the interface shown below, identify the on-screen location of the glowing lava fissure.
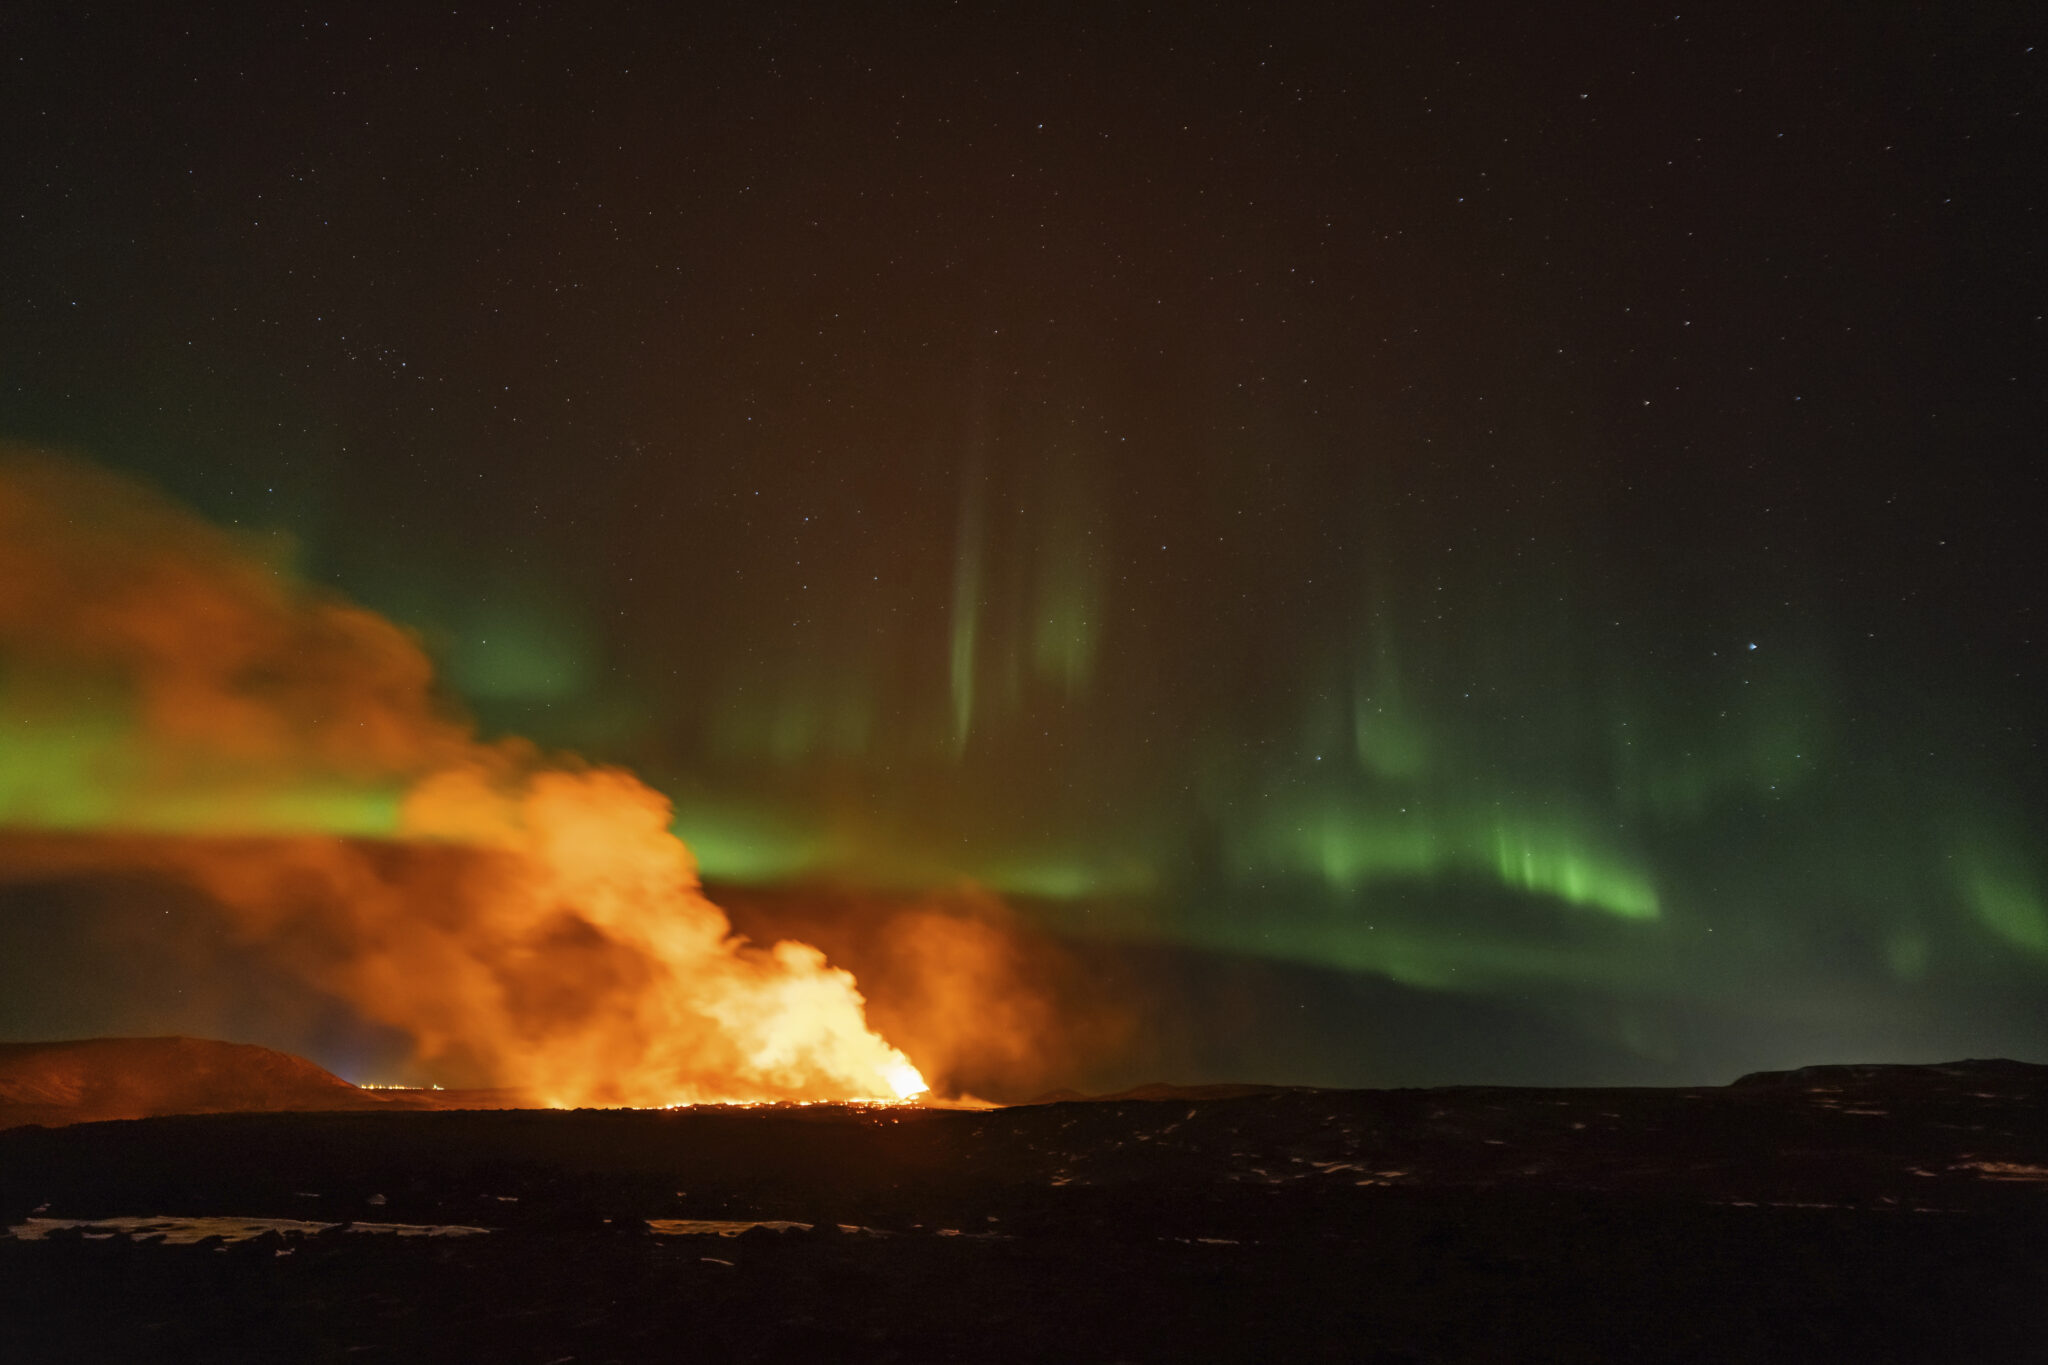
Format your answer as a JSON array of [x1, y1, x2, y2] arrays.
[[0, 450, 928, 1109]]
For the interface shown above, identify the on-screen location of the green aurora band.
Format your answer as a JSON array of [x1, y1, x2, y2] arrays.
[[6, 444, 2042, 1073]]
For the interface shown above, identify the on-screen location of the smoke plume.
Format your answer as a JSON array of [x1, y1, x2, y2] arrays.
[[0, 448, 925, 1104]]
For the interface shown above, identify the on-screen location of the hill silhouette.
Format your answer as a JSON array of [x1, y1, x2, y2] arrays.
[[0, 1037, 392, 1127]]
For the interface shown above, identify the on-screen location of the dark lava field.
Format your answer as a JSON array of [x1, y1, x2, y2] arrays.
[[4, 1061, 2046, 1362]]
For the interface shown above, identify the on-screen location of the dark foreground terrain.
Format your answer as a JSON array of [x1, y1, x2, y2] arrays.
[[5, 1060, 2046, 1362]]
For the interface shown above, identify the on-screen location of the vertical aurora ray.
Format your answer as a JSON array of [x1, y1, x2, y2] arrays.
[[1031, 534, 1098, 696], [949, 443, 984, 758], [1029, 444, 1103, 698], [1352, 616, 1429, 781]]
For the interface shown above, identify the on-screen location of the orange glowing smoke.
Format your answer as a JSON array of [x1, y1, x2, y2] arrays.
[[0, 449, 925, 1106], [718, 882, 1133, 1101]]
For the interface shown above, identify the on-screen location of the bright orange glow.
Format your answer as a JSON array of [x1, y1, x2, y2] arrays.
[[394, 763, 932, 1107], [882, 1058, 931, 1100]]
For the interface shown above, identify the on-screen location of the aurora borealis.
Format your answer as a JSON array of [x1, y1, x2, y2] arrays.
[[2, 4, 2043, 1092]]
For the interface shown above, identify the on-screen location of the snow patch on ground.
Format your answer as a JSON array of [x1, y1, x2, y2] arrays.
[[1954, 1162, 2048, 1182], [7, 1216, 488, 1243]]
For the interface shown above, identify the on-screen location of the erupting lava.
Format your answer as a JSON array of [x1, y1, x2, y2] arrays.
[[356, 762, 935, 1108], [0, 450, 929, 1107], [356, 762, 933, 1108]]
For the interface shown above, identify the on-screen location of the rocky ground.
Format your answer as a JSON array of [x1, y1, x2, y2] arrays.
[[4, 1060, 2045, 1361]]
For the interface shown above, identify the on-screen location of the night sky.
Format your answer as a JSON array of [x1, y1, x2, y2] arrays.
[[3, 3, 2044, 1091]]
